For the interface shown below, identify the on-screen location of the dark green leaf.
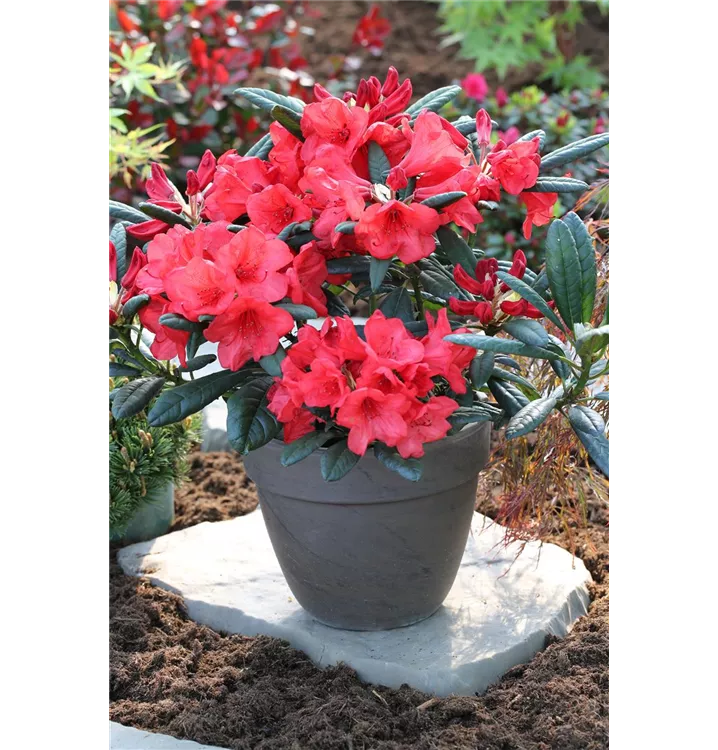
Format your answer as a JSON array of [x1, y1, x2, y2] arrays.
[[110, 222, 128, 284], [449, 405, 501, 427], [444, 333, 559, 360], [562, 212, 597, 322], [112, 377, 166, 419], [121, 294, 150, 319], [270, 105, 304, 139], [379, 286, 413, 323], [227, 223, 246, 233], [148, 368, 253, 426], [177, 354, 217, 373], [138, 202, 192, 229], [539, 133, 610, 172], [109, 200, 148, 224], [373, 444, 423, 481], [494, 355, 521, 371], [406, 85, 462, 116], [226, 377, 280, 454], [159, 313, 203, 332], [418, 269, 462, 301], [488, 378, 530, 418], [491, 367, 541, 397], [568, 405, 609, 477], [368, 142, 391, 184], [495, 272, 568, 333], [110, 362, 142, 378], [286, 231, 317, 248], [325, 288, 351, 317], [258, 346, 286, 377], [505, 395, 558, 439], [326, 256, 371, 275], [234, 87, 305, 114], [276, 222, 299, 242], [421, 191, 467, 209], [335, 221, 356, 235], [320, 439, 361, 482], [274, 303, 318, 320], [470, 351, 495, 389], [525, 177, 589, 193], [397, 175, 417, 201], [186, 330, 206, 361], [244, 132, 273, 158], [436, 226, 477, 276], [546, 219, 587, 330], [502, 318, 550, 348], [546, 335, 571, 381], [370, 257, 392, 292], [575, 324, 609, 359], [280, 430, 335, 467]]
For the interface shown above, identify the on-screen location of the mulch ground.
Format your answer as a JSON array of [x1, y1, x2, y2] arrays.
[[110, 450, 608, 750]]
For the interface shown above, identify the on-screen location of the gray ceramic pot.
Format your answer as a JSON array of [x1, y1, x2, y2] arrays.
[[242, 422, 491, 630], [111, 482, 175, 544]]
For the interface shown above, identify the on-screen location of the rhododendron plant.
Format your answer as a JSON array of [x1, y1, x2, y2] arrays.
[[110, 70, 609, 482]]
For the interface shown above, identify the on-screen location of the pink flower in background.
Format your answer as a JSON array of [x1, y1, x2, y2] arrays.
[[498, 126, 521, 146], [495, 87, 509, 108], [461, 73, 488, 102]]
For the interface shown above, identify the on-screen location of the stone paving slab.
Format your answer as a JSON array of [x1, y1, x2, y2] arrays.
[[110, 722, 229, 750]]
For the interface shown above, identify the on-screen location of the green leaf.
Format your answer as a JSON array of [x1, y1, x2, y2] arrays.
[[177, 354, 217, 373], [112, 377, 166, 419], [421, 191, 467, 209], [449, 404, 501, 427], [525, 177, 589, 193], [320, 440, 361, 482], [325, 288, 351, 317], [495, 271, 567, 334], [516, 129, 546, 149], [158, 313, 203, 332], [568, 405, 609, 477], [274, 303, 318, 320], [138, 202, 192, 229], [488, 378, 530, 418], [234, 87, 305, 114], [227, 223, 247, 233], [280, 430, 335, 467], [379, 286, 414, 323], [244, 132, 273, 159], [444, 333, 559, 360], [502, 318, 550, 348], [418, 269, 463, 301], [148, 368, 253, 426], [562, 212, 597, 322], [397, 175, 417, 201], [270, 105, 304, 139], [373, 443, 423, 481], [326, 256, 371, 275], [110, 222, 128, 284], [505, 395, 558, 439], [547, 335, 572, 381], [491, 367, 541, 397], [109, 200, 148, 224], [368, 141, 391, 184], [539, 132, 610, 172], [186, 329, 206, 361], [335, 221, 356, 235], [592, 391, 609, 401], [406, 85, 462, 116], [286, 231, 317, 249], [276, 222, 299, 242], [121, 294, 150, 319], [226, 377, 280, 455], [258, 346, 286, 377], [545, 219, 590, 330], [370, 257, 393, 292], [575, 324, 609, 360], [436, 226, 477, 276], [110, 362, 142, 378], [470, 351, 495, 389]]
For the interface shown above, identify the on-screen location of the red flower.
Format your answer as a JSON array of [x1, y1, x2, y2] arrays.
[[300, 359, 351, 413], [396, 396, 459, 459], [203, 152, 277, 222], [354, 199, 441, 263], [268, 123, 304, 192], [519, 191, 558, 239], [285, 242, 328, 317], [138, 297, 190, 366], [475, 109, 492, 147], [164, 256, 235, 320], [462, 73, 488, 102], [495, 87, 509, 108], [120, 248, 148, 301], [363, 311, 425, 371], [204, 297, 294, 371], [487, 137, 541, 195], [300, 98, 369, 164], [336, 387, 410, 456], [246, 183, 312, 238], [420, 309, 473, 393], [109, 240, 117, 281], [352, 5, 391, 54]]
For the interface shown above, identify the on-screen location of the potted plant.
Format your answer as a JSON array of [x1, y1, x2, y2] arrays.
[[108, 68, 609, 629]]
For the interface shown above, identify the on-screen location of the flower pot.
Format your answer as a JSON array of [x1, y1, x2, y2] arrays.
[[110, 482, 175, 544], [242, 422, 491, 630]]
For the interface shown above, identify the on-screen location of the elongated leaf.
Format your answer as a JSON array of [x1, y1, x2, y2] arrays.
[[379, 286, 413, 323], [488, 378, 530, 418], [286, 231, 317, 248], [562, 212, 596, 322], [592, 391, 609, 401], [444, 333, 559, 360], [110, 222, 128, 284], [276, 222, 299, 242], [148, 368, 253, 426], [502, 318, 550, 348], [491, 367, 541, 397], [270, 105, 304, 139], [109, 362, 142, 378], [540, 132, 610, 172], [227, 223, 246, 233], [258, 346, 286, 377], [234, 87, 305, 114], [121, 294, 150, 319], [470, 351, 494, 389], [109, 200, 148, 224], [568, 405, 609, 477], [496, 260, 538, 286], [186, 330, 206, 361], [546, 335, 571, 381], [406, 85, 462, 116], [397, 175, 417, 201], [368, 141, 391, 184], [517, 129, 546, 149], [505, 395, 558, 439], [321, 440, 361, 482], [177, 354, 217, 373], [436, 226, 476, 276], [281, 430, 335, 467], [370, 257, 392, 292], [325, 288, 351, 317], [449, 405, 501, 427], [418, 269, 462, 301], [545, 219, 586, 330], [335, 221, 356, 235], [421, 191, 467, 209], [159, 313, 203, 332], [326, 256, 371, 275], [244, 132, 273, 159], [138, 202, 192, 229], [495, 355, 521, 371], [226, 377, 279, 454], [274, 303, 317, 320], [575, 324, 609, 359], [112, 377, 166, 419], [373, 444, 423, 481], [526, 176, 589, 193], [495, 271, 567, 333]]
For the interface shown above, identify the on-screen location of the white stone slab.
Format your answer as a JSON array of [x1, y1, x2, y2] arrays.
[[110, 722, 229, 749], [118, 510, 591, 697]]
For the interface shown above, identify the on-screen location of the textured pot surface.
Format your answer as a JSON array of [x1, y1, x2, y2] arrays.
[[111, 482, 175, 544], [242, 422, 491, 630]]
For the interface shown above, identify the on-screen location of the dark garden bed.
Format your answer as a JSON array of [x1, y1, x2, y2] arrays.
[[110, 451, 608, 750]]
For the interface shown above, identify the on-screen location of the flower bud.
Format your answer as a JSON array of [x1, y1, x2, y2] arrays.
[[381, 66, 399, 96], [476, 109, 492, 147], [196, 149, 216, 190], [146, 162, 179, 202], [356, 79, 369, 108], [495, 87, 508, 108], [386, 166, 408, 192], [313, 83, 332, 101], [186, 169, 200, 196], [382, 78, 412, 115]]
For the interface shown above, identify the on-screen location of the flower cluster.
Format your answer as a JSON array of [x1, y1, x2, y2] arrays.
[[267, 309, 473, 457]]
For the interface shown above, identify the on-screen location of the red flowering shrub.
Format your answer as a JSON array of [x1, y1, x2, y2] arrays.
[[110, 70, 609, 481]]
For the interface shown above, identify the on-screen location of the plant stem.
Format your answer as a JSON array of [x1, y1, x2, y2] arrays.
[[408, 265, 424, 317]]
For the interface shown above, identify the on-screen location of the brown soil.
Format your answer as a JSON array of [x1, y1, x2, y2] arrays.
[[110, 452, 608, 750]]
